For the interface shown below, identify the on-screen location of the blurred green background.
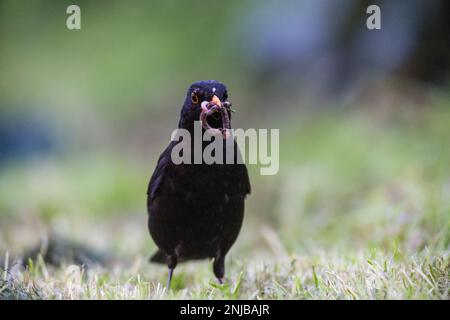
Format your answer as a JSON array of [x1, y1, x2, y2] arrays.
[[0, 0, 449, 269]]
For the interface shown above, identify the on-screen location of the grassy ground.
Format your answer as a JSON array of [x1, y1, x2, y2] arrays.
[[1, 248, 448, 299], [0, 98, 449, 300]]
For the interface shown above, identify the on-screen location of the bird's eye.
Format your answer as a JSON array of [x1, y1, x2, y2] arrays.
[[191, 91, 200, 104]]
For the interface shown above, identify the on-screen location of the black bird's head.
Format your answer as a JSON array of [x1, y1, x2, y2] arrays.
[[178, 80, 233, 138]]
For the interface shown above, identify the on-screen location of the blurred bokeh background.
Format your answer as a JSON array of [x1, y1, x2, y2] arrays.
[[0, 0, 449, 271]]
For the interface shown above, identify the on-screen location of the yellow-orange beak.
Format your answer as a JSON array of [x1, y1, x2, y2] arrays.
[[211, 95, 222, 108]]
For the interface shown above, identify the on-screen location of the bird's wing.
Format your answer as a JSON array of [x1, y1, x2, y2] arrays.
[[234, 142, 251, 196], [147, 141, 252, 199], [147, 141, 175, 201], [242, 164, 252, 196]]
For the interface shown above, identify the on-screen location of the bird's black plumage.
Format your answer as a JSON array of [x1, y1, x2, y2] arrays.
[[147, 80, 251, 288]]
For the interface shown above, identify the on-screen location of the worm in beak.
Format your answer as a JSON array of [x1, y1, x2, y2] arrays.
[[199, 95, 231, 139]]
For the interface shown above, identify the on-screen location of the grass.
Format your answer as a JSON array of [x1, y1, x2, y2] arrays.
[[1, 249, 447, 299], [0, 98, 449, 300]]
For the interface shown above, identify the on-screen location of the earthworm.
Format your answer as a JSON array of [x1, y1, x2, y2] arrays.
[[200, 102, 231, 139]]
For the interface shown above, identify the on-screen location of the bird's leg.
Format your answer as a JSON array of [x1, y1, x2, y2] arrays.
[[166, 255, 177, 290], [166, 268, 174, 290], [213, 254, 225, 284]]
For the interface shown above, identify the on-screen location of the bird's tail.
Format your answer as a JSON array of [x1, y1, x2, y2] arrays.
[[149, 250, 166, 264]]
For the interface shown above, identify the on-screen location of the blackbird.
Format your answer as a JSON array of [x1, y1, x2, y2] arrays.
[[147, 80, 251, 289]]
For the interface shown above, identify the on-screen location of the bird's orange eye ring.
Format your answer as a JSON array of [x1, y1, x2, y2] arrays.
[[191, 92, 199, 104]]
